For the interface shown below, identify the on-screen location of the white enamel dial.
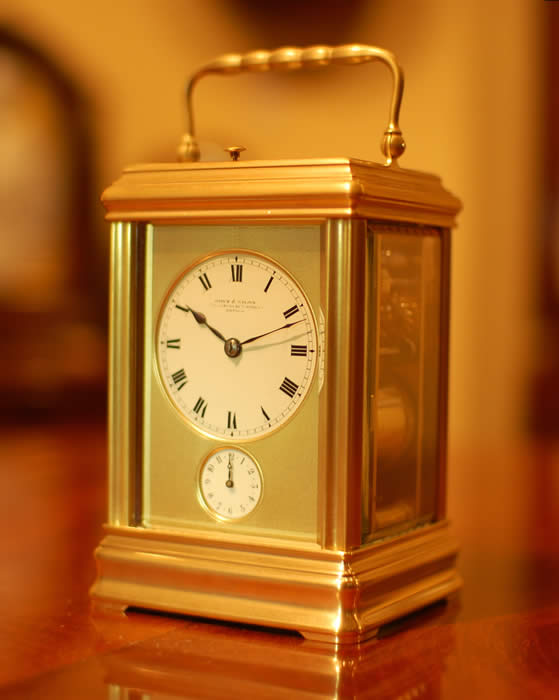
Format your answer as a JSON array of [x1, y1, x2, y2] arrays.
[[157, 250, 317, 440], [199, 447, 262, 520]]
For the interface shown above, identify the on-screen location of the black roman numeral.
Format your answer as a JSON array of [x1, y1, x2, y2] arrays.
[[171, 368, 187, 390], [231, 264, 243, 282], [279, 377, 299, 399], [166, 338, 181, 349], [193, 396, 208, 417], [283, 305, 299, 319], [261, 405, 270, 421], [290, 344, 307, 357], [227, 411, 237, 429], [198, 273, 211, 291], [264, 276, 274, 293]]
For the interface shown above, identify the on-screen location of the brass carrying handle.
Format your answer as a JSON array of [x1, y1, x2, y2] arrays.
[[177, 44, 405, 166]]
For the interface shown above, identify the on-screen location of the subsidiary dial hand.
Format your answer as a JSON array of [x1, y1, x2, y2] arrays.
[[225, 454, 234, 489], [241, 319, 304, 346], [176, 304, 227, 343]]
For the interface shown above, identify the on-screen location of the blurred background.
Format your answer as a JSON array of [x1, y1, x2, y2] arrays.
[[0, 0, 557, 453]]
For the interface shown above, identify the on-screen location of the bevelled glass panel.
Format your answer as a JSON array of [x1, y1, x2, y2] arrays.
[[366, 224, 442, 540]]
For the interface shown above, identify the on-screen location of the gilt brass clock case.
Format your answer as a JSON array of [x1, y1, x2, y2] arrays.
[[91, 44, 462, 643]]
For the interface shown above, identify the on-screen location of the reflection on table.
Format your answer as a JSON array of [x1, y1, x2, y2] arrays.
[[1, 423, 559, 698]]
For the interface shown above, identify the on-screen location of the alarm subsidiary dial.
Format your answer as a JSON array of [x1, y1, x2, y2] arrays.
[[198, 446, 263, 520]]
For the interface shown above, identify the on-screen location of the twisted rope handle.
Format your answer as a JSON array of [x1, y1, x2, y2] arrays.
[[178, 44, 405, 166]]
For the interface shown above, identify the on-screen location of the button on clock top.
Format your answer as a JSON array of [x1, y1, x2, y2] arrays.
[[225, 146, 246, 162]]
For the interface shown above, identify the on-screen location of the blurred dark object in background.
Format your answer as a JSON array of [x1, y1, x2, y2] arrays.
[[231, 0, 366, 44], [530, 7, 559, 438], [0, 29, 106, 422]]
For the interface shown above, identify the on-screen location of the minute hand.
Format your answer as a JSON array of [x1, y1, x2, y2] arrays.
[[241, 319, 304, 346]]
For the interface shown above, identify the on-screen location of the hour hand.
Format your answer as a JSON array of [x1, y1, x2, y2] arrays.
[[176, 304, 226, 342]]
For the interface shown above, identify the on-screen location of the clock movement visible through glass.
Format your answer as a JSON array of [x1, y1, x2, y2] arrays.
[[156, 250, 318, 441]]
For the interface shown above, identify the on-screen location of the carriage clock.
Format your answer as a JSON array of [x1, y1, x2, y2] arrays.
[[91, 44, 462, 643]]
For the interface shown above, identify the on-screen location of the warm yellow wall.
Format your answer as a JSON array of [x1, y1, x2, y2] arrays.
[[2, 0, 544, 450]]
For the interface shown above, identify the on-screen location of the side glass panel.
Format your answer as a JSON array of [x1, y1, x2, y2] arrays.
[[366, 224, 443, 541]]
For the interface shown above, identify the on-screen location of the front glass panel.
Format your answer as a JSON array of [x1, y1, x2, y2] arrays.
[[141, 223, 322, 541], [366, 223, 443, 541]]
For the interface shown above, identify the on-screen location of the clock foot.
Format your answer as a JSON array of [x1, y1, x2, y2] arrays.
[[90, 598, 128, 617], [300, 627, 379, 645]]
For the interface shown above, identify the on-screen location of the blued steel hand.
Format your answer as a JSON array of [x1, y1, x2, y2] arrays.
[[177, 304, 303, 355], [176, 304, 226, 342], [240, 319, 304, 346]]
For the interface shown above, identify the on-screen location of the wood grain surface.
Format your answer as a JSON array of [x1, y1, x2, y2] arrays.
[[0, 421, 558, 698]]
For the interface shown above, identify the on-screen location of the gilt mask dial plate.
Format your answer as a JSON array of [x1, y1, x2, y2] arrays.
[[156, 250, 318, 440]]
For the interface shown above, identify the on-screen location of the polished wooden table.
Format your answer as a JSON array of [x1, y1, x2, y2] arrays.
[[1, 420, 558, 698]]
